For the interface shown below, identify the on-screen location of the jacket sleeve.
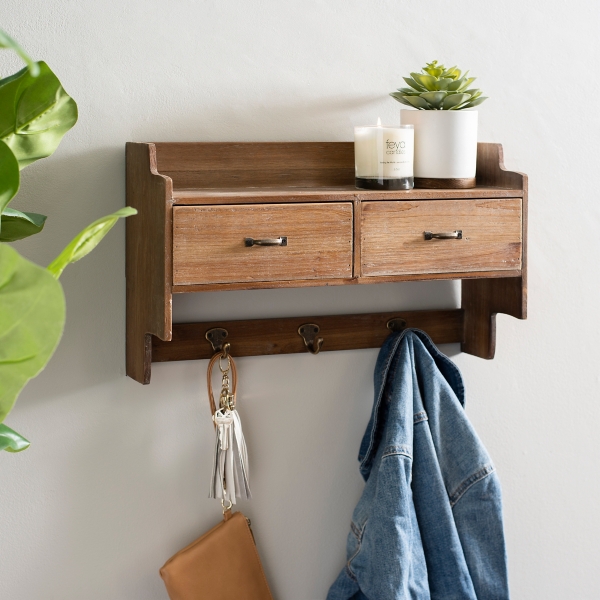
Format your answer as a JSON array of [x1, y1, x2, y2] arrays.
[[451, 470, 510, 600], [348, 453, 430, 600]]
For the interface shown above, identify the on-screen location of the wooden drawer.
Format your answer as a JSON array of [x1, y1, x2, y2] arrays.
[[173, 203, 353, 285], [361, 199, 522, 277]]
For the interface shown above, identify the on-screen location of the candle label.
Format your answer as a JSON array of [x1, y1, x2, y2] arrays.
[[354, 126, 414, 179], [382, 131, 413, 178]]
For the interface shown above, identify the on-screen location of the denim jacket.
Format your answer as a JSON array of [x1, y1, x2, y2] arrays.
[[327, 329, 509, 600]]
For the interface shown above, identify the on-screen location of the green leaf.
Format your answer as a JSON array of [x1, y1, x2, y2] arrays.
[[47, 207, 137, 279], [0, 245, 66, 422], [402, 76, 427, 92], [448, 73, 472, 92], [0, 28, 39, 76], [419, 91, 447, 109], [403, 95, 431, 110], [456, 77, 476, 93], [435, 78, 454, 91], [0, 208, 47, 242], [390, 92, 419, 107], [423, 61, 444, 78], [397, 87, 421, 96], [464, 89, 482, 101], [461, 96, 488, 109], [0, 423, 30, 452], [0, 61, 78, 169], [0, 140, 20, 214], [443, 93, 472, 110], [442, 66, 460, 80], [411, 72, 438, 91]]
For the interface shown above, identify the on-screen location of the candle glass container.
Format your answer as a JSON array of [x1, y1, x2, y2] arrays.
[[354, 124, 414, 190]]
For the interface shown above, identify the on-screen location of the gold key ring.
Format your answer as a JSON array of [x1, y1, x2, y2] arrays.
[[219, 343, 231, 373], [206, 346, 238, 426]]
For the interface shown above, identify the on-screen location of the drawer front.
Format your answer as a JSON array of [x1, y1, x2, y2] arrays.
[[361, 199, 522, 276], [173, 203, 353, 285]]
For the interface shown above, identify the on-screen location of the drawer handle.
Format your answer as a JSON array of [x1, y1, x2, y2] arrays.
[[423, 230, 462, 240], [244, 237, 288, 247]]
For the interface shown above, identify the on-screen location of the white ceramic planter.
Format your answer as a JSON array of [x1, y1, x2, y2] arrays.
[[401, 109, 478, 186]]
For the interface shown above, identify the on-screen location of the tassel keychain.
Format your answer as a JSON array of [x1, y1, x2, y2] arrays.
[[207, 344, 251, 505]]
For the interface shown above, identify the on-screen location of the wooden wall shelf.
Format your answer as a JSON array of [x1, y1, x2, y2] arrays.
[[126, 142, 527, 384]]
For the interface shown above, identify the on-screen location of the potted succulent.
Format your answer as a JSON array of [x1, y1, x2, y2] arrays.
[[390, 61, 487, 188]]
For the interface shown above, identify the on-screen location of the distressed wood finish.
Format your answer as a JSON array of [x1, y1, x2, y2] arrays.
[[361, 199, 522, 277], [461, 144, 528, 359], [172, 186, 524, 205], [153, 310, 464, 362], [154, 142, 355, 189], [171, 269, 522, 294], [125, 141, 528, 383], [414, 177, 476, 189], [173, 203, 353, 285], [125, 143, 173, 384]]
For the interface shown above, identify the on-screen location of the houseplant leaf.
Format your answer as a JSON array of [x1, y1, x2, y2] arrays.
[[0, 61, 78, 169], [0, 140, 20, 213], [403, 95, 431, 110], [397, 88, 421, 96], [403, 76, 427, 92], [47, 207, 137, 279], [0, 28, 39, 76], [390, 92, 418, 107], [0, 423, 30, 452], [0, 208, 47, 241], [442, 93, 471, 110], [435, 78, 454, 91], [410, 73, 437, 91], [419, 91, 447, 109], [0, 244, 66, 422], [462, 96, 488, 109]]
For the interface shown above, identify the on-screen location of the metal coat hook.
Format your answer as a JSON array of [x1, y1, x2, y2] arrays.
[[298, 323, 324, 355], [387, 318, 407, 333], [206, 327, 229, 353]]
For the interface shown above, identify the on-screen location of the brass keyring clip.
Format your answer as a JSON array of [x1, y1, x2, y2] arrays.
[[207, 344, 238, 422]]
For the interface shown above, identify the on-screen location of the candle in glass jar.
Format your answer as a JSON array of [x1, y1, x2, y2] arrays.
[[354, 119, 414, 190]]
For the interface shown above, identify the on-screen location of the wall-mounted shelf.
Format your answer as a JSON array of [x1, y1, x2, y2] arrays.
[[126, 142, 527, 384]]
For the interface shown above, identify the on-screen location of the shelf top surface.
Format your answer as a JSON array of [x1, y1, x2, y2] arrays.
[[171, 185, 524, 204]]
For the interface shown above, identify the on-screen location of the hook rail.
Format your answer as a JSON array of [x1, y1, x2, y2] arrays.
[[152, 309, 464, 363]]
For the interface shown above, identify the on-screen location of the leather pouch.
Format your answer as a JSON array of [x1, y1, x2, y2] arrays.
[[160, 509, 273, 600]]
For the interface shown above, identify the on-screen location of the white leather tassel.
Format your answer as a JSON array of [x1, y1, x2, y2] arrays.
[[209, 407, 251, 503]]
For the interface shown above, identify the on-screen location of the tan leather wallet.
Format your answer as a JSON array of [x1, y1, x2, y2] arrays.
[[160, 510, 274, 600]]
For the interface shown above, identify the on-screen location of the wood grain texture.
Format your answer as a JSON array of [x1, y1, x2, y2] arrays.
[[126, 142, 173, 384], [414, 177, 476, 189], [361, 199, 522, 277], [172, 186, 523, 205], [462, 145, 528, 359], [173, 203, 353, 285], [475, 143, 525, 190], [155, 142, 355, 189], [172, 269, 522, 294], [353, 199, 362, 278], [152, 309, 464, 362]]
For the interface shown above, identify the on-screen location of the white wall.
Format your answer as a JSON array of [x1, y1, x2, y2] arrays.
[[1, 1, 599, 598]]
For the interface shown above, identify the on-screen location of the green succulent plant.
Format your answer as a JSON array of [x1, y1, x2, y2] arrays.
[[390, 60, 488, 110]]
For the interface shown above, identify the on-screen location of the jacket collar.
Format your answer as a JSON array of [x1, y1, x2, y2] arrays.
[[358, 329, 465, 479]]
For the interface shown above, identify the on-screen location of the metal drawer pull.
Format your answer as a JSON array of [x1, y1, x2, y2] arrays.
[[244, 237, 288, 247], [423, 230, 462, 240]]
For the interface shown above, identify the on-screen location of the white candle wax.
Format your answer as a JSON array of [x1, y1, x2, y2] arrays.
[[354, 122, 414, 180]]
